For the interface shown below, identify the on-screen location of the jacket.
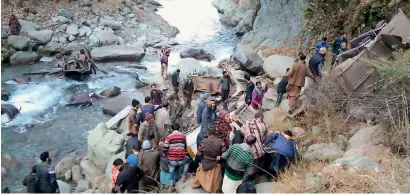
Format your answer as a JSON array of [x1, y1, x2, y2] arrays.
[[315, 41, 329, 53], [308, 53, 325, 78], [150, 90, 163, 105], [332, 37, 348, 54], [36, 163, 59, 193], [138, 121, 159, 146], [276, 77, 289, 93], [125, 134, 140, 158], [196, 93, 209, 124], [183, 79, 195, 95], [199, 107, 217, 138], [245, 82, 255, 104], [263, 132, 298, 160], [219, 76, 231, 91], [128, 109, 139, 132], [23, 173, 40, 193], [171, 72, 180, 87], [137, 104, 162, 124], [138, 150, 160, 186], [115, 164, 144, 193], [287, 63, 311, 87], [154, 107, 171, 139]]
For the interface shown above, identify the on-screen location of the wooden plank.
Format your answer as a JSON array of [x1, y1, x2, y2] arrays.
[[105, 106, 132, 129]]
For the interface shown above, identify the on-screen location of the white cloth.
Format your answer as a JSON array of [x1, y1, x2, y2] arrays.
[[222, 174, 243, 193]]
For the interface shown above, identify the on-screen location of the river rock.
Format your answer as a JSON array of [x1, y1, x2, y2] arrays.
[[311, 125, 321, 135], [91, 45, 145, 62], [212, 0, 259, 26], [94, 31, 121, 46], [153, 40, 168, 48], [28, 30, 53, 44], [68, 35, 76, 41], [168, 38, 179, 45], [56, 16, 71, 24], [122, 7, 132, 15], [100, 19, 121, 30], [1, 28, 8, 39], [57, 180, 72, 193], [66, 24, 79, 36], [232, 44, 263, 74], [64, 169, 72, 181], [67, 93, 92, 106], [347, 124, 386, 149], [343, 144, 389, 159], [262, 55, 295, 79], [42, 41, 62, 55], [303, 143, 344, 162], [59, 8, 73, 19], [176, 58, 205, 78], [80, 159, 103, 182], [59, 37, 68, 44], [7, 35, 31, 50], [10, 51, 39, 65], [19, 19, 41, 31], [55, 151, 77, 179], [234, 9, 256, 36], [75, 180, 91, 193], [1, 153, 19, 171], [323, 156, 383, 174], [180, 48, 215, 62], [78, 26, 92, 37], [102, 92, 142, 116], [100, 86, 121, 98], [104, 151, 125, 182], [71, 165, 83, 183]]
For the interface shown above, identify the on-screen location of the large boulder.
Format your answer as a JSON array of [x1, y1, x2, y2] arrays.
[[28, 30, 53, 44], [303, 143, 344, 162], [175, 58, 205, 78], [180, 48, 215, 62], [58, 8, 73, 19], [100, 19, 121, 30], [102, 92, 142, 116], [80, 159, 103, 182], [57, 180, 72, 193], [234, 9, 256, 36], [262, 55, 295, 79], [232, 44, 263, 74], [91, 45, 145, 62], [9, 51, 39, 65], [71, 165, 83, 183], [55, 151, 77, 179], [67, 93, 92, 106], [347, 124, 386, 149], [19, 19, 41, 31], [94, 31, 121, 46], [99, 86, 121, 98], [343, 144, 390, 159], [7, 36, 31, 50], [66, 24, 79, 36], [212, 0, 260, 26], [323, 156, 383, 174], [41, 41, 62, 55]]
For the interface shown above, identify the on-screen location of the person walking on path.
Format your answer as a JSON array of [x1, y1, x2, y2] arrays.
[[171, 69, 181, 95], [160, 49, 170, 80], [150, 84, 163, 105], [36, 152, 59, 193], [22, 166, 41, 193], [215, 109, 234, 148], [263, 130, 298, 180], [251, 81, 268, 110], [221, 136, 256, 193], [154, 102, 171, 140], [163, 123, 190, 191], [287, 54, 316, 112], [182, 77, 195, 109], [276, 68, 290, 107], [315, 37, 329, 53], [138, 113, 160, 149], [128, 99, 141, 134], [218, 71, 232, 109], [241, 112, 267, 173], [191, 123, 225, 193], [196, 92, 209, 124], [197, 98, 217, 146], [308, 47, 326, 80], [331, 31, 348, 64], [169, 96, 184, 126], [138, 140, 160, 189], [244, 75, 255, 106]]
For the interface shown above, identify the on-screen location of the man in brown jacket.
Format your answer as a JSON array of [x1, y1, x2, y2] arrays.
[[138, 113, 160, 148], [285, 54, 316, 112], [128, 99, 141, 133]]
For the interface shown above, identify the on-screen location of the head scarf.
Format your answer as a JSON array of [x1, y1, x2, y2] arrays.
[[215, 110, 232, 146]]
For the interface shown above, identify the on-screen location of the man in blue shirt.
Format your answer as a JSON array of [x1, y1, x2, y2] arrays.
[[331, 32, 348, 64], [315, 37, 329, 53]]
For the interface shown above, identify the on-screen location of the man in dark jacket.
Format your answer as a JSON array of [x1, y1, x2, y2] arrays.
[[276, 68, 290, 107], [197, 98, 217, 146], [171, 69, 181, 93], [218, 71, 232, 108], [136, 96, 163, 125], [125, 133, 140, 159], [23, 165, 40, 193], [308, 47, 326, 79], [36, 152, 59, 193], [182, 77, 194, 109], [331, 31, 348, 64], [114, 164, 144, 193], [244, 74, 255, 106], [196, 92, 209, 124], [263, 130, 298, 180], [150, 84, 163, 105]]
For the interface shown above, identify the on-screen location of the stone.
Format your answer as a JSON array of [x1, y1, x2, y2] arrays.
[[232, 44, 263, 74], [153, 40, 168, 48], [334, 134, 348, 149], [1, 153, 19, 171], [28, 30, 53, 44], [104, 151, 125, 182], [343, 144, 389, 159], [212, 0, 259, 26], [71, 165, 83, 183], [59, 8, 73, 19], [234, 9, 256, 36], [311, 126, 321, 135], [59, 24, 69, 31], [2, 28, 8, 39], [67, 93, 91, 106], [7, 36, 31, 50], [333, 156, 383, 173], [80, 159, 103, 182], [102, 92, 142, 116], [59, 37, 68, 44], [60, 42, 89, 55], [167, 38, 179, 45], [176, 58, 205, 78], [80, 0, 92, 6], [127, 14, 135, 19], [42, 41, 62, 55], [64, 169, 72, 181], [291, 127, 305, 139], [100, 86, 121, 97], [57, 180, 72, 193], [95, 31, 121, 46], [303, 143, 344, 162], [122, 7, 132, 15], [100, 19, 121, 30], [55, 151, 77, 179], [19, 19, 41, 31], [9, 51, 39, 65], [56, 16, 71, 24], [78, 26, 91, 37], [347, 124, 386, 149], [89, 34, 99, 47], [68, 35, 76, 42], [75, 180, 91, 193], [66, 24, 79, 36], [180, 48, 215, 62], [262, 55, 295, 79], [91, 45, 145, 62]]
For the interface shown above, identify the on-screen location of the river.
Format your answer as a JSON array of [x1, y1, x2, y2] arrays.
[[1, 0, 237, 192]]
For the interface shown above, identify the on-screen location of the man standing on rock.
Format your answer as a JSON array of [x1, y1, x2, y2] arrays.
[[218, 71, 232, 109], [129, 99, 141, 134], [161, 49, 170, 80], [138, 113, 160, 149], [155, 102, 171, 140], [182, 77, 195, 109], [171, 69, 181, 95], [287, 54, 316, 112], [244, 75, 255, 106], [169, 96, 184, 126], [308, 47, 326, 80], [150, 84, 163, 105], [36, 152, 59, 193]]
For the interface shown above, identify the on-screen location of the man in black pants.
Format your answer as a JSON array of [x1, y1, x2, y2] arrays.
[[218, 71, 231, 109], [276, 68, 290, 107]]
